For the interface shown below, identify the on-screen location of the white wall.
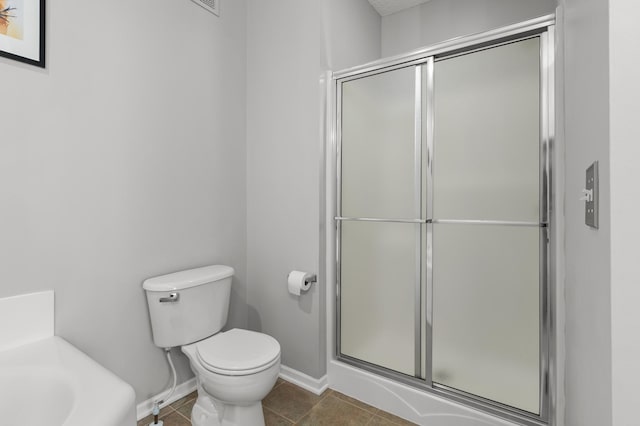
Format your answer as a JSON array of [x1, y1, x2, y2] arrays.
[[246, 0, 324, 379], [609, 1, 640, 425], [0, 0, 248, 404], [560, 0, 613, 425], [246, 0, 380, 379], [322, 0, 381, 71], [381, 0, 557, 57]]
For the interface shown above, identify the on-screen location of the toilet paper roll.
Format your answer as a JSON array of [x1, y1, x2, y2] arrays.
[[288, 271, 313, 296]]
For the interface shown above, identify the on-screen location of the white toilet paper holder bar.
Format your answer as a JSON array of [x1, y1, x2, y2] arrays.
[[305, 274, 317, 285]]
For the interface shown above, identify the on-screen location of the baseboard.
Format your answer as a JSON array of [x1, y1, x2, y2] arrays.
[[136, 378, 197, 420], [279, 365, 329, 395]]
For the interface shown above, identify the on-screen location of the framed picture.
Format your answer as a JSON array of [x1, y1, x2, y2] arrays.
[[191, 0, 219, 16], [0, 0, 45, 67]]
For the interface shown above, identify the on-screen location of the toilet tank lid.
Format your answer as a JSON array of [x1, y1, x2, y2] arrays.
[[143, 265, 234, 291]]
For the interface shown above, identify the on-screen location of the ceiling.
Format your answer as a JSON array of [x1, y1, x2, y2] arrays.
[[367, 0, 432, 16]]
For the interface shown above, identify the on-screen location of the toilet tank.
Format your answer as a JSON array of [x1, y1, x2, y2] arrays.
[[143, 265, 234, 348]]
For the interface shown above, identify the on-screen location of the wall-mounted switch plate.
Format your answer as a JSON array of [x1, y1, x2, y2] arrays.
[[585, 161, 599, 229]]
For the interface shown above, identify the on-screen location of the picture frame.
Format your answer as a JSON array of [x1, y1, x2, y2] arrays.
[[191, 0, 219, 17], [0, 0, 45, 68]]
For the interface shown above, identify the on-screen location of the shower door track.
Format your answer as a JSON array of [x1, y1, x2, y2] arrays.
[[332, 14, 556, 426]]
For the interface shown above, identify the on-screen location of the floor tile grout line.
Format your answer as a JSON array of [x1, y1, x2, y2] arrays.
[[160, 406, 176, 417], [264, 402, 305, 424], [281, 410, 306, 424], [171, 395, 197, 410], [328, 393, 410, 426], [371, 413, 402, 426], [294, 392, 375, 425], [263, 405, 295, 424], [332, 392, 413, 425], [263, 382, 333, 424], [285, 391, 332, 425], [333, 394, 380, 416], [175, 409, 191, 422], [291, 406, 314, 425], [325, 393, 376, 425]]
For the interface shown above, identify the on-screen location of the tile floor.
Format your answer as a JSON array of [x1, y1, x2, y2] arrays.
[[137, 379, 417, 426]]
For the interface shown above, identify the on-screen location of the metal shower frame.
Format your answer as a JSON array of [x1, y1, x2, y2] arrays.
[[330, 14, 556, 426]]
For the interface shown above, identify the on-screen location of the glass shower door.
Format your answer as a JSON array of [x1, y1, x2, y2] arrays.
[[334, 23, 553, 425], [431, 38, 542, 414], [339, 65, 422, 377]]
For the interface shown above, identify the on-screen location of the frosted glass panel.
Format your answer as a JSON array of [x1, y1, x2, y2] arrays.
[[341, 67, 417, 219], [340, 221, 417, 375], [432, 224, 540, 414], [433, 38, 540, 222]]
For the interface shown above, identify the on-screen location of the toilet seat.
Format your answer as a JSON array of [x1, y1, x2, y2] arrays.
[[195, 329, 280, 376]]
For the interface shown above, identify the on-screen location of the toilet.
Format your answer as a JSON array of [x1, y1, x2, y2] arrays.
[[143, 265, 281, 426]]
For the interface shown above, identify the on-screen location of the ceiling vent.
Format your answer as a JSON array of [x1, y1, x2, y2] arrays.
[[191, 0, 219, 16], [368, 0, 431, 16]]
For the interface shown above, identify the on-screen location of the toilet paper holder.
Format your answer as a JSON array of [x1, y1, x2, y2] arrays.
[[287, 271, 317, 296]]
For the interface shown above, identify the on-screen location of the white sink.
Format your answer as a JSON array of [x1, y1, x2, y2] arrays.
[[0, 337, 136, 426]]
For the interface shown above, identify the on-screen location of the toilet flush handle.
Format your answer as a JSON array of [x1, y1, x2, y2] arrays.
[[159, 292, 180, 303]]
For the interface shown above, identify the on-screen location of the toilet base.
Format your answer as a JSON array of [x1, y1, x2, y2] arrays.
[[190, 389, 266, 426], [181, 336, 280, 426]]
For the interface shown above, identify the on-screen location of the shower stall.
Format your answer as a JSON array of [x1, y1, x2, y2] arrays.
[[327, 15, 556, 426]]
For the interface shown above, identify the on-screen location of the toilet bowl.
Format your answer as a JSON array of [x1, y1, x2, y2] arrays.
[[182, 329, 280, 426], [143, 265, 281, 426]]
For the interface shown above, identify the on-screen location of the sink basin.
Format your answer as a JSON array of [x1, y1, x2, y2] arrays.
[[1, 367, 75, 425], [0, 337, 136, 426]]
